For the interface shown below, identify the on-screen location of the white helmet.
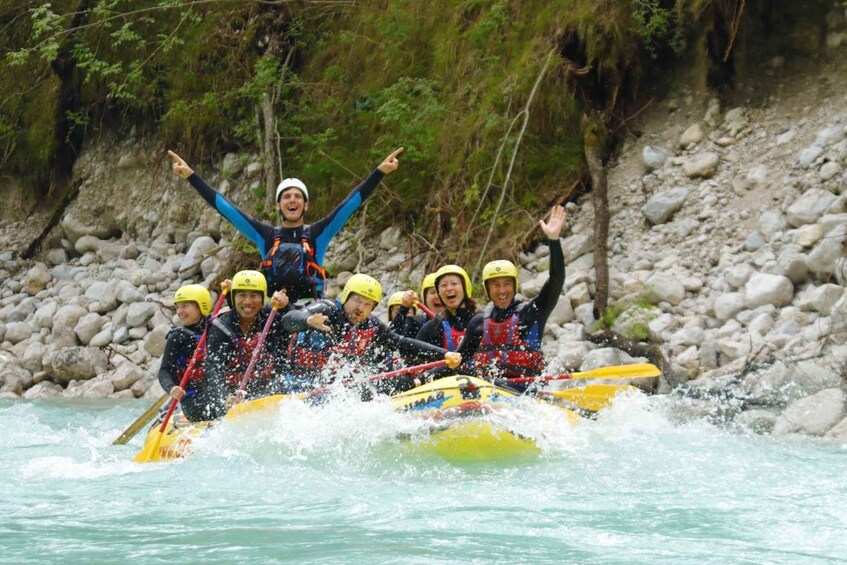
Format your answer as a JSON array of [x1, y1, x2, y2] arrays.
[[275, 178, 309, 202]]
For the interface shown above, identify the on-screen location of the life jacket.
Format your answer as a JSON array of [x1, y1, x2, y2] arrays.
[[441, 318, 465, 352], [289, 316, 380, 376], [259, 227, 327, 299], [471, 310, 544, 379], [212, 319, 275, 389], [168, 327, 206, 394]]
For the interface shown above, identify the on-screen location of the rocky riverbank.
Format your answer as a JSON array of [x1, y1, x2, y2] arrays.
[[2, 46, 847, 438]]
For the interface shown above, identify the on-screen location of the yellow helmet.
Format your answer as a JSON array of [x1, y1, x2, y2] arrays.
[[434, 264, 472, 299], [341, 274, 382, 305], [231, 270, 267, 303], [420, 272, 437, 298], [388, 291, 416, 313], [481, 260, 519, 299], [174, 284, 212, 316]]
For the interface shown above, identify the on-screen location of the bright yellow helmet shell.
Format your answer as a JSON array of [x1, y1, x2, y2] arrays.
[[481, 260, 519, 299], [434, 264, 472, 299], [420, 272, 438, 298], [173, 284, 212, 316], [231, 270, 267, 303], [388, 291, 416, 313], [341, 274, 382, 305]]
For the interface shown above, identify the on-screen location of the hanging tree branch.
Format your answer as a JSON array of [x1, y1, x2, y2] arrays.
[[472, 46, 557, 283]]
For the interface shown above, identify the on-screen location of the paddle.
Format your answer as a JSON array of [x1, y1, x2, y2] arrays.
[[414, 300, 435, 319], [537, 384, 638, 412], [131, 289, 228, 462], [112, 393, 168, 445], [503, 363, 661, 385], [234, 305, 279, 400], [306, 359, 449, 398], [366, 359, 447, 383]]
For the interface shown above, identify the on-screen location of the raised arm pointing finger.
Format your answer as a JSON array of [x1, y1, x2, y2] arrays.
[[377, 147, 404, 174], [167, 149, 194, 179]]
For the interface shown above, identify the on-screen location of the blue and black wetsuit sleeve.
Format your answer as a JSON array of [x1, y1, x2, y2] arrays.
[[308, 169, 384, 264], [187, 173, 276, 257]]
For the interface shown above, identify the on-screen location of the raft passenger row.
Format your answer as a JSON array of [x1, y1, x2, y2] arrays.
[[129, 148, 657, 463]]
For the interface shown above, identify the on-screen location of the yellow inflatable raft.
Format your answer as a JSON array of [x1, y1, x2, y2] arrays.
[[134, 375, 593, 463]]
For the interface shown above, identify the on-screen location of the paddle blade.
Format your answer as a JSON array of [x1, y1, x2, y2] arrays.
[[132, 429, 165, 463], [112, 393, 169, 445], [545, 384, 637, 412], [569, 363, 661, 380]]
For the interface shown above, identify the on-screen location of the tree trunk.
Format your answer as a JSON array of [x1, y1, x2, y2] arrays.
[[261, 89, 277, 213], [583, 114, 609, 321], [47, 0, 95, 198]]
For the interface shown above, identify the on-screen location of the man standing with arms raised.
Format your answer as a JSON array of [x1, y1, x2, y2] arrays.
[[168, 147, 404, 302]]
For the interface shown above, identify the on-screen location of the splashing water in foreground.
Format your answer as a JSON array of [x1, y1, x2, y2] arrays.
[[1, 392, 845, 564]]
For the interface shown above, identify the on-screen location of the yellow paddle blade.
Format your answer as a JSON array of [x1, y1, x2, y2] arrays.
[[224, 393, 303, 420], [569, 363, 661, 380], [132, 428, 165, 463], [112, 393, 169, 445], [548, 384, 637, 412]]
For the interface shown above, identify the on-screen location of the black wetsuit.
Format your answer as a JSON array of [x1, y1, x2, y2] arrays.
[[202, 305, 290, 418], [388, 306, 422, 339], [281, 299, 448, 395], [457, 238, 566, 391], [157, 319, 212, 422], [187, 169, 384, 301], [416, 303, 477, 350]]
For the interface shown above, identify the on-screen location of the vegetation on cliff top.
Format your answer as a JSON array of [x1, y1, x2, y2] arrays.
[[0, 0, 837, 270]]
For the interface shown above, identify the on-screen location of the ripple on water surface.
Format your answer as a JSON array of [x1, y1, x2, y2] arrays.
[[1, 393, 845, 563]]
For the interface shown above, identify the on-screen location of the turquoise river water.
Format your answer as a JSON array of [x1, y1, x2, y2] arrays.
[[1, 392, 845, 564]]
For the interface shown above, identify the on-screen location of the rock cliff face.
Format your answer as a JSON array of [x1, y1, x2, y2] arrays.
[[1, 47, 846, 438]]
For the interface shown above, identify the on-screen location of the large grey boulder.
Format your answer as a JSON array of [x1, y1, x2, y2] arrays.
[[84, 281, 119, 313], [23, 262, 51, 295], [641, 187, 690, 225], [786, 189, 838, 227], [682, 152, 720, 178], [773, 388, 846, 436], [0, 353, 32, 395], [44, 347, 109, 384], [178, 236, 217, 278], [60, 209, 121, 245], [744, 273, 794, 308]]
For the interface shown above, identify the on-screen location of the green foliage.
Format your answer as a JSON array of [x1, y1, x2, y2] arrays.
[[2, 0, 831, 252]]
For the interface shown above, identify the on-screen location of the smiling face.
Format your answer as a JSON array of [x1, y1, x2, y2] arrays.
[[176, 301, 203, 326], [486, 277, 515, 309], [344, 293, 377, 326], [234, 290, 264, 321], [437, 275, 465, 313], [423, 287, 444, 314], [277, 188, 308, 225]]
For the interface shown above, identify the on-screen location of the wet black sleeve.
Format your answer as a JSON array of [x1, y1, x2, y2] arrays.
[[389, 307, 422, 338], [415, 316, 444, 347], [526, 238, 566, 327], [377, 320, 448, 363], [202, 322, 231, 418], [157, 332, 185, 394], [454, 313, 485, 364], [280, 299, 337, 332]]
